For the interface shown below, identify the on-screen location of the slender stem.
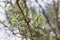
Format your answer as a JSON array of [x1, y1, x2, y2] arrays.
[[16, 0, 33, 40], [35, 0, 57, 35]]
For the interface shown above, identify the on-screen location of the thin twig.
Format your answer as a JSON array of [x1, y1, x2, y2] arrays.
[[35, 0, 57, 35], [16, 0, 34, 40]]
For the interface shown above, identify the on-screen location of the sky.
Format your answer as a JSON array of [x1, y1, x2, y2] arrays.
[[0, 0, 21, 40], [0, 0, 53, 40]]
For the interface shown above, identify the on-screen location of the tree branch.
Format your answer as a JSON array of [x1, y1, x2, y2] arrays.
[[16, 0, 34, 40], [35, 0, 57, 35]]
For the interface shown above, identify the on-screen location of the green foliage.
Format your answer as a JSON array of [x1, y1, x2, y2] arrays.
[[2, 0, 60, 40], [6, 4, 48, 39]]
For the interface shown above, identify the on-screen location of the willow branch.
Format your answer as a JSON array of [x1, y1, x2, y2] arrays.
[[35, 0, 57, 34], [53, 0, 60, 35], [16, 0, 33, 40], [23, 0, 29, 16]]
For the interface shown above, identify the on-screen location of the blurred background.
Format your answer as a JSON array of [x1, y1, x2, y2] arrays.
[[0, 0, 60, 40]]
